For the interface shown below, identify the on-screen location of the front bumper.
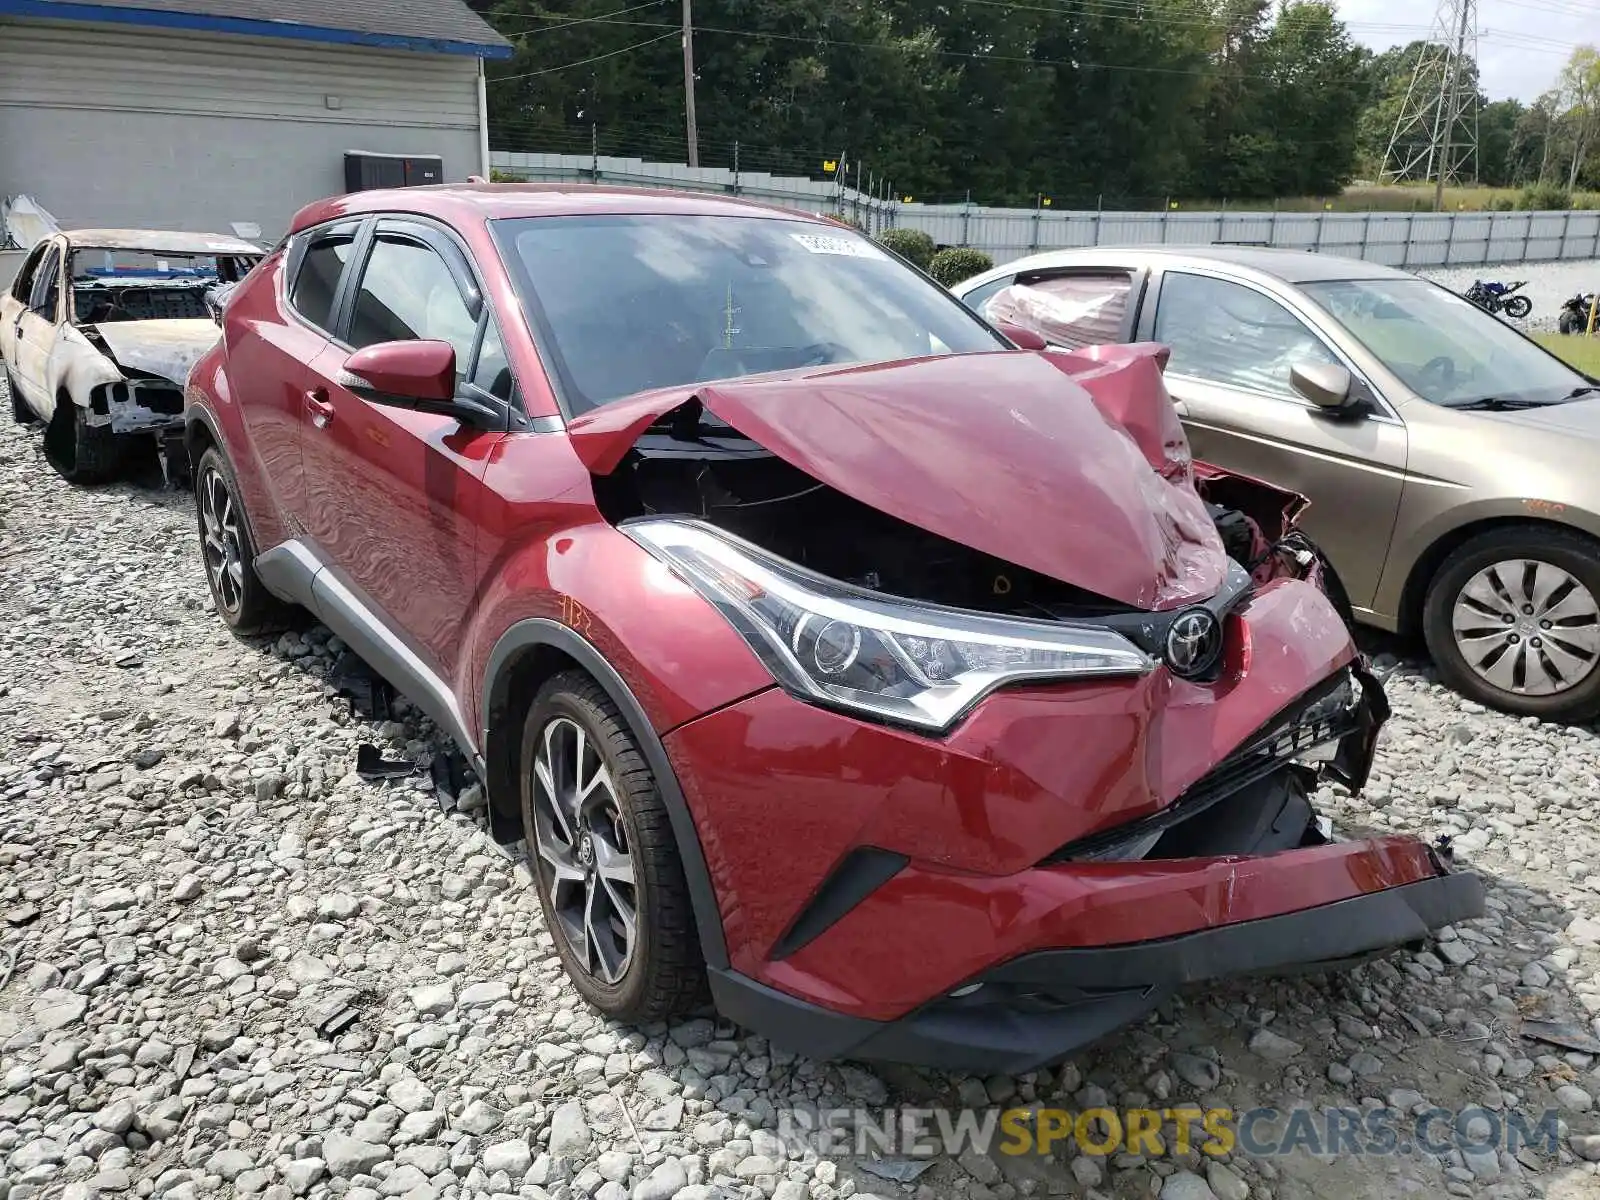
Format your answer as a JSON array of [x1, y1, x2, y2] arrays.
[[663, 580, 1481, 1071], [710, 858, 1481, 1075]]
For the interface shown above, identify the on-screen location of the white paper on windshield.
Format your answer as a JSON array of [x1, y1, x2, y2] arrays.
[[790, 233, 887, 259]]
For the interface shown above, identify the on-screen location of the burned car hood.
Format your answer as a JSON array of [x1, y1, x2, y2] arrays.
[[89, 319, 221, 386], [570, 348, 1229, 611]]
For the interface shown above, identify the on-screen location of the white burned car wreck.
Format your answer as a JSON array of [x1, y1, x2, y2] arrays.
[[1, 228, 260, 482]]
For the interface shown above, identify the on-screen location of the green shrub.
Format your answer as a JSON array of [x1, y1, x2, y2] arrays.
[[1490, 195, 1515, 212], [1517, 182, 1572, 211], [489, 169, 522, 183], [877, 228, 937, 270], [927, 247, 994, 287]]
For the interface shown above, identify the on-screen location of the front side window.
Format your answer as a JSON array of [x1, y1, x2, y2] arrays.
[[30, 247, 62, 318], [1302, 277, 1591, 408], [471, 319, 513, 402], [348, 233, 478, 368], [1154, 272, 1339, 399], [494, 214, 1006, 413], [984, 272, 1131, 350], [289, 226, 358, 332]]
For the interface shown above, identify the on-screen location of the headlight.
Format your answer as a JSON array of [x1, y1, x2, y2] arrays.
[[624, 518, 1154, 733]]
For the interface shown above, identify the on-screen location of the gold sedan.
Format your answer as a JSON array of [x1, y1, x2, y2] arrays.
[[955, 246, 1600, 721]]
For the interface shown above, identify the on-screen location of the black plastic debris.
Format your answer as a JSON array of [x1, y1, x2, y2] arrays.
[[1521, 1020, 1600, 1055], [329, 651, 393, 721], [430, 747, 473, 813], [356, 743, 416, 780]]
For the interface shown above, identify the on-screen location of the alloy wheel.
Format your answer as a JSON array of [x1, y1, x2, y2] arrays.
[[529, 716, 638, 984], [200, 466, 246, 615], [1451, 558, 1600, 696]]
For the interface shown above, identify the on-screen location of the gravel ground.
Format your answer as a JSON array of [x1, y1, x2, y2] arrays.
[[1416, 260, 1600, 333], [11, 387, 1600, 1200]]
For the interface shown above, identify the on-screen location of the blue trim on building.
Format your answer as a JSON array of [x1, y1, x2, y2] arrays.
[[0, 0, 514, 57]]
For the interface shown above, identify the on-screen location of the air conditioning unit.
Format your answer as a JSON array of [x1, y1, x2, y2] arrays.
[[343, 151, 445, 193]]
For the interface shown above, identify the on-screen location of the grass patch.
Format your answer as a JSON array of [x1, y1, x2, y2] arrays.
[[1172, 185, 1600, 213], [1536, 333, 1600, 375]]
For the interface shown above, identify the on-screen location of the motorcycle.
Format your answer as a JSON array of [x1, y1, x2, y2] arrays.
[[1465, 278, 1533, 319], [1559, 291, 1598, 336]]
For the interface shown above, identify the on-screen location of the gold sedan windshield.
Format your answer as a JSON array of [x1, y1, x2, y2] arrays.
[[1302, 278, 1589, 408]]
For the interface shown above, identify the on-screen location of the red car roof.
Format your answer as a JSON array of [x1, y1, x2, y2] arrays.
[[286, 183, 836, 236]]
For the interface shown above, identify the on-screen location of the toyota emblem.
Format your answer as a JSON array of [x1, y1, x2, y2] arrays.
[[1165, 608, 1222, 679]]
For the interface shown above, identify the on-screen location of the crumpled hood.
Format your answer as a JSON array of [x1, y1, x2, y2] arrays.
[[89, 319, 221, 386], [571, 347, 1229, 611]]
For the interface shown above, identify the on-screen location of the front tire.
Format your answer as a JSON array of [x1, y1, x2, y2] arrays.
[[1560, 310, 1584, 335], [43, 396, 124, 483], [194, 446, 293, 636], [519, 671, 706, 1022], [1503, 296, 1533, 319], [6, 369, 31, 424], [1423, 526, 1600, 722]]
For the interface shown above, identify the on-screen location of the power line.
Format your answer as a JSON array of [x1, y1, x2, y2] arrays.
[[491, 31, 677, 81]]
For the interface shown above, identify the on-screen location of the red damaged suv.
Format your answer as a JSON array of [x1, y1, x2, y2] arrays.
[[186, 185, 1481, 1072]]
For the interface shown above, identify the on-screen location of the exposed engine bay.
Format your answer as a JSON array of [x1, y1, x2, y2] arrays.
[[593, 402, 1329, 622]]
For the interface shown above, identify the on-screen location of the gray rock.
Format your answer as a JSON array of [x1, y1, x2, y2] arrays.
[[386, 1077, 434, 1114], [283, 1159, 326, 1196], [207, 1149, 255, 1181], [322, 1132, 391, 1178], [481, 1139, 532, 1178], [1247, 1029, 1303, 1062], [1205, 1161, 1249, 1200], [1160, 1171, 1219, 1200], [1170, 1053, 1221, 1091], [549, 1099, 591, 1156], [630, 1159, 686, 1200], [33, 989, 88, 1031]]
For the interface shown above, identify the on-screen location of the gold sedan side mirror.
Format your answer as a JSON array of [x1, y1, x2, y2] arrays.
[[1291, 362, 1355, 410]]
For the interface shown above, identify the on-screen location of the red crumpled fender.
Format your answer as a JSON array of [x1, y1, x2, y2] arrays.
[[1040, 342, 1192, 484], [1042, 341, 1322, 589]]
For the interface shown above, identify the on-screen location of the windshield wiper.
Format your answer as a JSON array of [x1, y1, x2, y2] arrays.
[[1451, 396, 1563, 411], [1562, 385, 1600, 400]]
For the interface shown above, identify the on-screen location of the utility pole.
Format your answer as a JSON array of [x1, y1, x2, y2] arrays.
[[681, 0, 699, 168], [589, 72, 599, 180]]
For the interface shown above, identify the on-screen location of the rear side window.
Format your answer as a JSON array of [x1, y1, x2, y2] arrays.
[[983, 272, 1130, 349], [289, 228, 357, 331]]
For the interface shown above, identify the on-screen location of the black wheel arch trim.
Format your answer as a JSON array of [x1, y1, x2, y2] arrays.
[[482, 617, 730, 970]]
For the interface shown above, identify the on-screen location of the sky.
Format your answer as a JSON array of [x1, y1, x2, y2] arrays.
[[1336, 0, 1594, 102]]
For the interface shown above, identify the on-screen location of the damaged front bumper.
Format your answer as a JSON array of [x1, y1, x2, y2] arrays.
[[689, 659, 1483, 1075], [90, 376, 186, 435]]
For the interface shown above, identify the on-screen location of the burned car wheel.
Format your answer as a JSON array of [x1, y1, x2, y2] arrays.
[[519, 672, 705, 1022], [1424, 526, 1600, 721], [43, 396, 124, 484], [195, 447, 293, 636]]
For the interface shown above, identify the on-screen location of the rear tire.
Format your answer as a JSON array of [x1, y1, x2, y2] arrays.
[[195, 446, 293, 636], [43, 395, 125, 484], [1503, 296, 1532, 319], [1423, 526, 1600, 722], [519, 670, 706, 1023], [1560, 310, 1584, 335]]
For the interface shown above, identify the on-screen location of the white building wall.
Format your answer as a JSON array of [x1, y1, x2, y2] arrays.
[[0, 19, 484, 240]]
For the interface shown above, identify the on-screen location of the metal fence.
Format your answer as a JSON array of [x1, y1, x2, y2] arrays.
[[490, 151, 1600, 268]]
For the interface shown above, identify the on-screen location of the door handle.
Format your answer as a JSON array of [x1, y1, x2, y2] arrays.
[[1171, 397, 1191, 418], [305, 388, 335, 429]]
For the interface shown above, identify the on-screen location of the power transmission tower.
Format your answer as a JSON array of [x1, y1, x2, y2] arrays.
[[1379, 0, 1479, 208]]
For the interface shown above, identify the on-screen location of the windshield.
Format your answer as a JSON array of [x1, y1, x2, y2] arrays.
[[1300, 278, 1589, 408], [494, 214, 1006, 412]]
